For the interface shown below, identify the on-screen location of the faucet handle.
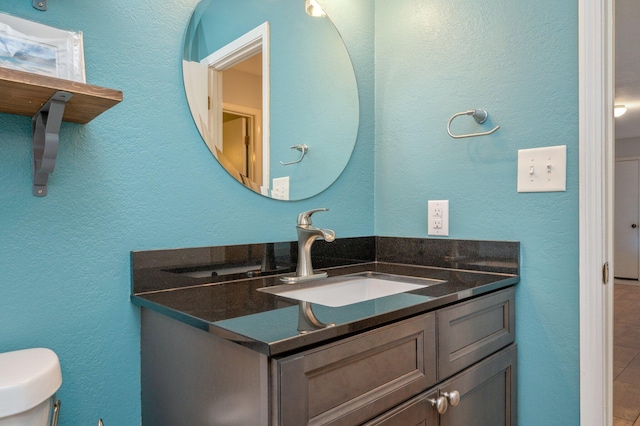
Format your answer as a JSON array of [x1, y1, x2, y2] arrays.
[[297, 208, 329, 226]]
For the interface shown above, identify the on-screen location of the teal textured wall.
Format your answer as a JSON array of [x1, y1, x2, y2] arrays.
[[0, 1, 374, 424], [375, 0, 579, 424], [1, 0, 582, 424]]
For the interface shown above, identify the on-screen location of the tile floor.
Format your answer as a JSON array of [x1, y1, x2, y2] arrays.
[[614, 282, 640, 425]]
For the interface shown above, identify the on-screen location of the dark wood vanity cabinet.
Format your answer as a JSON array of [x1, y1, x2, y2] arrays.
[[140, 286, 516, 426], [272, 287, 516, 426]]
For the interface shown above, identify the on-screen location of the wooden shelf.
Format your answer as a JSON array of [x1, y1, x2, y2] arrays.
[[0, 67, 123, 124], [0, 67, 123, 196]]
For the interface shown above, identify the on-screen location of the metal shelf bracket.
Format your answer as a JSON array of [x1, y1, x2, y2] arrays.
[[32, 91, 72, 196]]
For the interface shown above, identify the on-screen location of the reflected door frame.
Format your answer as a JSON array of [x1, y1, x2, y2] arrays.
[[223, 103, 264, 187], [201, 22, 271, 195]]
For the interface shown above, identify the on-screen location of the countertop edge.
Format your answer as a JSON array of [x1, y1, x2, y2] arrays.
[[131, 295, 211, 332], [132, 271, 519, 357]]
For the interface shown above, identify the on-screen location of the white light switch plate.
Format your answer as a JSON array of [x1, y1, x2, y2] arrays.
[[517, 145, 567, 192], [428, 200, 449, 236]]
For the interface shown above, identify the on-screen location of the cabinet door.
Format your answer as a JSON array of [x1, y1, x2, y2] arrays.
[[437, 287, 515, 380], [362, 390, 440, 426], [440, 343, 517, 426], [273, 312, 437, 426]]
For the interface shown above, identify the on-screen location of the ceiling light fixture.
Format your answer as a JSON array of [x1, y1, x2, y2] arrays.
[[614, 105, 627, 118], [305, 0, 326, 17]]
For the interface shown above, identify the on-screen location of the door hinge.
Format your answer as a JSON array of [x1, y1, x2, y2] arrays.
[[602, 262, 609, 285], [207, 96, 211, 110]]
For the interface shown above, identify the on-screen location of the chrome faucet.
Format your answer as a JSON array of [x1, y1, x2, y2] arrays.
[[281, 208, 335, 283]]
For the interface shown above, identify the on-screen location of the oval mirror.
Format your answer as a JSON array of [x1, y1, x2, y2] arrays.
[[182, 0, 359, 200]]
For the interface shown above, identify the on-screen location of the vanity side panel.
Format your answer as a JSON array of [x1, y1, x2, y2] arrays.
[[273, 312, 437, 426], [141, 308, 268, 426]]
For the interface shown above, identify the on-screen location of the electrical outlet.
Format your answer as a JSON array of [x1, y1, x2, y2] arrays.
[[272, 177, 290, 200], [428, 200, 449, 236]]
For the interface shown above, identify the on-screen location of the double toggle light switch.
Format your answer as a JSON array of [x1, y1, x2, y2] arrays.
[[517, 145, 567, 192]]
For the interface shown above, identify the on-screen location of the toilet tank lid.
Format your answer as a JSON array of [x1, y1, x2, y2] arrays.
[[0, 348, 62, 418]]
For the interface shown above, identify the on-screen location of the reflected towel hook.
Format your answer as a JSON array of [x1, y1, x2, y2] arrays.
[[280, 144, 308, 165], [447, 109, 500, 139], [33, 0, 47, 11]]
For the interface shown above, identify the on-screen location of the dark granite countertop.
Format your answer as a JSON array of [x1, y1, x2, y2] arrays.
[[131, 260, 518, 356]]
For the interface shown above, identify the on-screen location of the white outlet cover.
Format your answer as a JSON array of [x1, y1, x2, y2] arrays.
[[428, 200, 449, 236], [272, 176, 290, 200], [517, 145, 567, 192]]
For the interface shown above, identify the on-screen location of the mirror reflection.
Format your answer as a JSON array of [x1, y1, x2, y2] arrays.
[[183, 0, 359, 200]]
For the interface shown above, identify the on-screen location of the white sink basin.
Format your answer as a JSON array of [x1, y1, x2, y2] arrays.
[[259, 273, 443, 307]]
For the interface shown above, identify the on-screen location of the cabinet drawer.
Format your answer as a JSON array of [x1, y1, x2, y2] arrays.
[[437, 287, 515, 380], [273, 312, 437, 426]]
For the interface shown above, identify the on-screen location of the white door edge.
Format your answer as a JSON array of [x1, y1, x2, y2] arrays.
[[579, 0, 614, 423]]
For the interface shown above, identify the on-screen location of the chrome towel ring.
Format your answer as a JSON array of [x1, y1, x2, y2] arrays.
[[447, 109, 500, 139], [280, 144, 308, 165]]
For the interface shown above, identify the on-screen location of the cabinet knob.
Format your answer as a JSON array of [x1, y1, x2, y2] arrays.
[[633, 224, 638, 229], [428, 396, 448, 414], [443, 390, 460, 407]]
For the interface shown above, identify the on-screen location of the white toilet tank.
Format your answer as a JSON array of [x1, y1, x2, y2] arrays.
[[0, 348, 62, 426]]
